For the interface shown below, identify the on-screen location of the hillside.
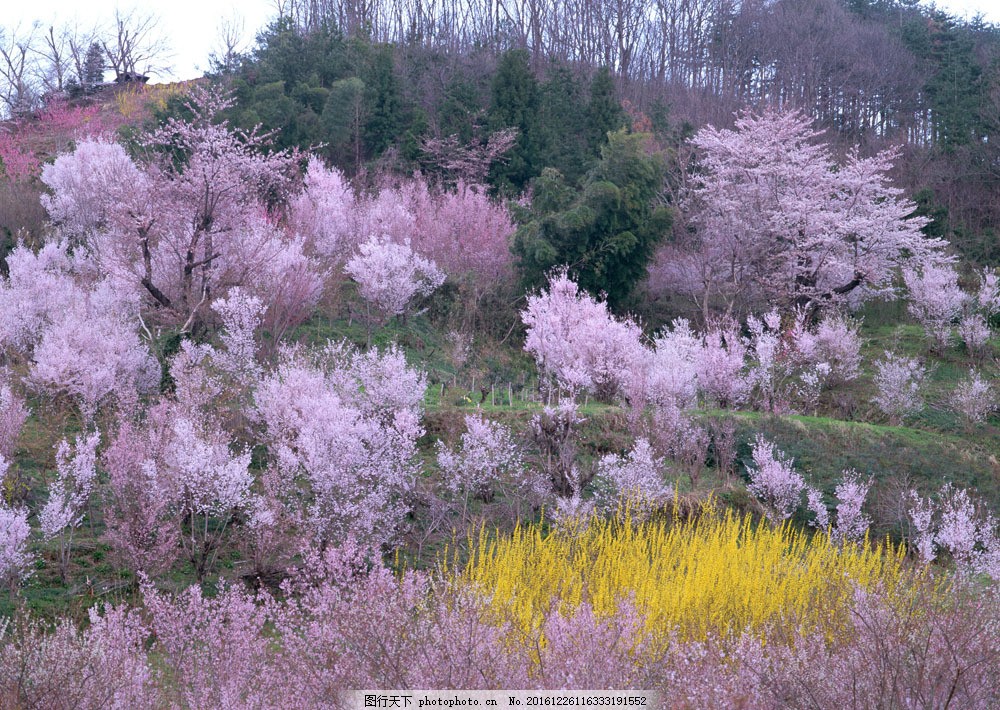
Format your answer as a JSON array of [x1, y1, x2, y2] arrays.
[[1, 1, 1000, 704]]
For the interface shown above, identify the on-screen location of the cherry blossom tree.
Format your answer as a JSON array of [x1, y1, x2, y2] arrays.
[[833, 469, 872, 542], [949, 369, 994, 426], [0, 502, 31, 592], [167, 341, 224, 424], [958, 314, 990, 360], [29, 282, 161, 420], [0, 379, 28, 473], [102, 420, 179, 576], [934, 484, 981, 568], [0, 241, 80, 355], [674, 109, 941, 319], [326, 342, 427, 428], [745, 311, 797, 413], [644, 319, 702, 412], [902, 262, 966, 351], [806, 470, 872, 543], [592, 438, 672, 518], [746, 435, 805, 523], [286, 163, 510, 329], [40, 87, 309, 333], [0, 97, 118, 183], [740, 309, 862, 415], [239, 466, 303, 582], [353, 188, 415, 249], [622, 316, 748, 421], [142, 580, 278, 708], [0, 602, 153, 705], [345, 235, 445, 332], [211, 288, 264, 384], [39, 432, 100, 582], [0, 242, 158, 420], [522, 270, 645, 400], [419, 126, 518, 185], [404, 177, 515, 286], [437, 415, 523, 503], [529, 401, 585, 498], [40, 137, 145, 241], [906, 484, 1000, 581], [975, 269, 1000, 317], [547, 471, 596, 530], [93, 342, 254, 581], [696, 321, 749, 408], [872, 352, 927, 425], [907, 490, 938, 564], [0, 130, 41, 182], [288, 166, 514, 298], [129, 88, 297, 325], [159, 407, 253, 581], [286, 157, 357, 261], [792, 314, 863, 386], [650, 404, 710, 485], [255, 344, 424, 549], [252, 235, 327, 343]]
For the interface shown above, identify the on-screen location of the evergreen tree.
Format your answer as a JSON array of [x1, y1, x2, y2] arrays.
[[362, 45, 404, 157], [586, 67, 625, 154], [322, 77, 367, 174], [438, 74, 482, 144], [512, 130, 672, 307], [83, 42, 105, 90], [903, 12, 988, 149], [535, 64, 589, 184], [488, 49, 540, 193]]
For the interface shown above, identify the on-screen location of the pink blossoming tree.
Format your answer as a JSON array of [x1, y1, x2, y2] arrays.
[[39, 88, 317, 334], [346, 235, 445, 322], [102, 420, 180, 577], [670, 109, 940, 318], [807, 469, 872, 543], [592, 438, 672, 518], [873, 351, 927, 425], [522, 270, 644, 401], [903, 262, 966, 351], [255, 343, 425, 549], [39, 432, 100, 582], [436, 414, 527, 515], [0, 502, 31, 592], [746, 435, 805, 523]]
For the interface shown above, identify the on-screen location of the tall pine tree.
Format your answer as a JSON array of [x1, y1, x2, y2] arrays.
[[489, 49, 540, 194]]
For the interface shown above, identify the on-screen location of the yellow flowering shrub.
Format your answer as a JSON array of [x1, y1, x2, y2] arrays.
[[451, 509, 914, 642]]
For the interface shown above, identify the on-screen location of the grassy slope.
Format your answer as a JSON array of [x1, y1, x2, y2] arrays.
[[3, 97, 999, 619], [8, 295, 1000, 619]]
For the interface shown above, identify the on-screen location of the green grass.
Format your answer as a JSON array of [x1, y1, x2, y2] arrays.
[[7, 294, 1000, 621], [705, 410, 1000, 532]]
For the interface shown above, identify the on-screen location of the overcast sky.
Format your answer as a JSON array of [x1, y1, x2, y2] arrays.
[[3, 0, 999, 84], [934, 0, 1000, 23], [4, 1, 276, 83]]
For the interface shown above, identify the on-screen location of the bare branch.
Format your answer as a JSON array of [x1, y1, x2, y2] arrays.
[[0, 23, 41, 117], [101, 9, 173, 82], [208, 13, 247, 76]]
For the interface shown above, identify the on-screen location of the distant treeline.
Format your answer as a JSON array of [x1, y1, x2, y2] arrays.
[[260, 0, 998, 150], [211, 0, 1000, 262]]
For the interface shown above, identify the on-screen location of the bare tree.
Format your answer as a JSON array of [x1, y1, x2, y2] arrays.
[[102, 9, 172, 81], [66, 24, 105, 91], [0, 23, 40, 117], [32, 26, 70, 94], [208, 13, 247, 76]]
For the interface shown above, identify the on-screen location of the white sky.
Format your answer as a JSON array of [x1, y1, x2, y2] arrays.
[[3, 0, 999, 84], [932, 0, 1000, 23], [3, 1, 277, 83]]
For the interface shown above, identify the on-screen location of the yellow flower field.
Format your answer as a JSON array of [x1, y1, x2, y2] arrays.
[[452, 508, 918, 642]]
